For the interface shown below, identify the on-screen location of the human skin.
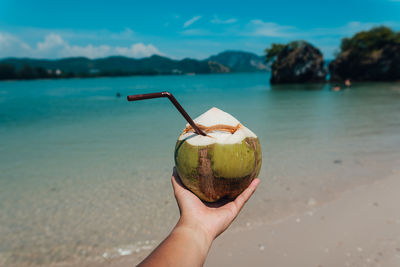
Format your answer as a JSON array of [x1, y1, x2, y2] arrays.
[[138, 168, 260, 267]]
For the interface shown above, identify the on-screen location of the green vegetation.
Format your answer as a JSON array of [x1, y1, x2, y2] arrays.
[[0, 51, 267, 81], [0, 63, 74, 80], [330, 26, 400, 81], [264, 43, 285, 63], [0, 56, 203, 80], [339, 26, 400, 56], [265, 41, 310, 63], [0, 64, 16, 80]]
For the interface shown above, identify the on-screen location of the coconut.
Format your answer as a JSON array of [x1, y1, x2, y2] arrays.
[[174, 107, 262, 202]]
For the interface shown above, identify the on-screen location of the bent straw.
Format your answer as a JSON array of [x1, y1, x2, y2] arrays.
[[127, 91, 207, 136]]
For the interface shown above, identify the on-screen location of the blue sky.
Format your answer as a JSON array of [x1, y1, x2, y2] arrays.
[[1, 0, 399, 59]]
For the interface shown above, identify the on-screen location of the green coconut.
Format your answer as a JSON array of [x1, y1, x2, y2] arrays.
[[174, 107, 262, 202]]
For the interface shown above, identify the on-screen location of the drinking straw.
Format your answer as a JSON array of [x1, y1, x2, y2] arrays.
[[127, 91, 207, 136]]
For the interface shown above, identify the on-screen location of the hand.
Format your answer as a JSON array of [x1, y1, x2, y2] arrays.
[[137, 170, 259, 267], [171, 167, 260, 243]]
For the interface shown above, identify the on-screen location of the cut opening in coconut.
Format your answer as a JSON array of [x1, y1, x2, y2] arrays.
[[178, 107, 257, 146]]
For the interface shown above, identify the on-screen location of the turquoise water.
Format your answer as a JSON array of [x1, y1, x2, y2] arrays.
[[1, 73, 400, 265]]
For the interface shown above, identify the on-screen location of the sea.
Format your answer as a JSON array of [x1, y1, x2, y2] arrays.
[[1, 73, 400, 266]]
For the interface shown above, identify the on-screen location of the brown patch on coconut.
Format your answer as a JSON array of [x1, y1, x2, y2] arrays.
[[195, 138, 261, 202], [213, 175, 254, 200], [197, 147, 218, 201]]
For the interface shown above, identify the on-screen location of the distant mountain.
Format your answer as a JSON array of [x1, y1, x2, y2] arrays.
[[0, 55, 228, 76], [0, 50, 267, 80], [206, 50, 268, 72]]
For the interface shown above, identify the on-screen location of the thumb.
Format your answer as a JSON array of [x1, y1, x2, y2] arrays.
[[231, 178, 260, 215]]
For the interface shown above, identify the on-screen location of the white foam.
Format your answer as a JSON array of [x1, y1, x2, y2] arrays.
[[117, 248, 133, 256], [102, 240, 157, 259]]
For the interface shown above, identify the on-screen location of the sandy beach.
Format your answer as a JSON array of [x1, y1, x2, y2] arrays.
[[206, 170, 400, 267], [93, 167, 400, 267]]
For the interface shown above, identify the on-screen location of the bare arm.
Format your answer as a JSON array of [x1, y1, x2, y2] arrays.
[[138, 168, 260, 267]]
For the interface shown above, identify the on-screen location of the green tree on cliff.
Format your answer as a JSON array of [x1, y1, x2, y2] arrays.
[[339, 26, 400, 56], [265, 43, 285, 63], [0, 64, 16, 80], [330, 26, 400, 81]]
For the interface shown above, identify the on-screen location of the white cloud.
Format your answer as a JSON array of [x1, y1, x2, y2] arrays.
[[115, 43, 161, 58], [245, 20, 400, 40], [211, 16, 237, 24], [248, 20, 295, 37], [37, 34, 64, 50], [309, 21, 380, 36], [0, 32, 162, 59], [62, 44, 112, 58], [0, 32, 32, 57], [300, 21, 400, 39], [183, 16, 202, 28], [110, 27, 135, 39]]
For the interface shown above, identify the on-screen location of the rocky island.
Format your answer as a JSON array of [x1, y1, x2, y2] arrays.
[[265, 41, 326, 84], [329, 26, 400, 82]]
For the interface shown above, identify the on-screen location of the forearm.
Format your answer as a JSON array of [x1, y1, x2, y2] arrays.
[[138, 220, 213, 267]]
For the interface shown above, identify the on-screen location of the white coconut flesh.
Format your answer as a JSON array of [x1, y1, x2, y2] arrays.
[[178, 107, 257, 146]]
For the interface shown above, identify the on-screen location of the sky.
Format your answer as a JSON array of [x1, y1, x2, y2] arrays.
[[0, 0, 400, 60]]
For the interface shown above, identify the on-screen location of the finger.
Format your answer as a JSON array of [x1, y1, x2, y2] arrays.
[[171, 167, 193, 204], [171, 167, 184, 195], [171, 168, 186, 213], [232, 178, 260, 214], [172, 167, 187, 188]]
